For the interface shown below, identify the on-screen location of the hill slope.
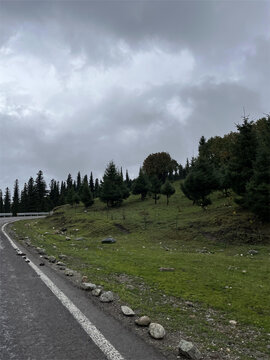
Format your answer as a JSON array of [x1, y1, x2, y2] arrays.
[[11, 182, 270, 359]]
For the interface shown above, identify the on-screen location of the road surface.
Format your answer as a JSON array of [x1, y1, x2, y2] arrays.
[[0, 217, 167, 360]]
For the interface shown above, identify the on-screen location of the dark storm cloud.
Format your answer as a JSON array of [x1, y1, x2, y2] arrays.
[[0, 0, 270, 191]]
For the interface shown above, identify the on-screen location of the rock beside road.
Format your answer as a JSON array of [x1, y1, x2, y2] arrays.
[[149, 323, 165, 339], [121, 306, 135, 316], [135, 316, 151, 326], [100, 291, 114, 302], [178, 339, 202, 360], [92, 288, 102, 296], [81, 282, 97, 291]]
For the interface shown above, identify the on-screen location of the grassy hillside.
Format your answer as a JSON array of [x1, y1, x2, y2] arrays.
[[11, 181, 270, 359]]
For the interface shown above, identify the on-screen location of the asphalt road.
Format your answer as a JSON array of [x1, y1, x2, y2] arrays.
[[0, 217, 167, 360]]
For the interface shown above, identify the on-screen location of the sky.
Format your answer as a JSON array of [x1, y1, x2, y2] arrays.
[[0, 0, 270, 192]]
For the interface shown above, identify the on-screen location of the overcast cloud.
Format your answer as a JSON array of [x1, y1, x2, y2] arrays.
[[0, 0, 269, 191]]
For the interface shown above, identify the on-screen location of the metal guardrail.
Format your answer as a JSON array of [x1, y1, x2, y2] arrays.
[[0, 212, 50, 217]]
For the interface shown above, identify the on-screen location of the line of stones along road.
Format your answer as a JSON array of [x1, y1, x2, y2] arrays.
[[16, 241, 202, 360]]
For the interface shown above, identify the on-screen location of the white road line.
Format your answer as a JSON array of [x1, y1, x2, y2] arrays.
[[2, 223, 125, 360]]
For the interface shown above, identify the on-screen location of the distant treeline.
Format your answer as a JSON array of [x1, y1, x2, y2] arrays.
[[0, 159, 187, 215], [1, 116, 269, 221]]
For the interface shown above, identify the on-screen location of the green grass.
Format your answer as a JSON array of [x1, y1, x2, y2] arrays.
[[10, 182, 270, 359]]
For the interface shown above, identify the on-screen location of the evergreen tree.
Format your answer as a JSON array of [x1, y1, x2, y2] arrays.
[[89, 172, 94, 194], [4, 187, 11, 213], [27, 177, 37, 212], [74, 193, 81, 207], [83, 174, 88, 185], [99, 161, 129, 207], [94, 178, 100, 198], [184, 158, 190, 177], [150, 175, 161, 204], [81, 182, 94, 208], [181, 157, 218, 209], [12, 179, 20, 216], [35, 170, 47, 211], [229, 117, 257, 196], [20, 183, 28, 212], [59, 181, 66, 205], [0, 189, 3, 213], [243, 117, 270, 221], [125, 169, 131, 188], [66, 173, 73, 190], [66, 187, 75, 206], [161, 179, 175, 205], [49, 180, 60, 209], [76, 172, 82, 191], [132, 168, 150, 200]]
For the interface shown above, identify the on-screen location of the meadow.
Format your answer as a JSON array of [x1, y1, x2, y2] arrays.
[[11, 182, 270, 359]]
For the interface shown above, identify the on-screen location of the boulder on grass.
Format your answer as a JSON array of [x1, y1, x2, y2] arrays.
[[178, 339, 202, 360], [101, 237, 116, 244], [149, 323, 165, 339]]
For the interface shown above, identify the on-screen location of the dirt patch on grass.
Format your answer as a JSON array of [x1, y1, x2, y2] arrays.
[[114, 223, 131, 233]]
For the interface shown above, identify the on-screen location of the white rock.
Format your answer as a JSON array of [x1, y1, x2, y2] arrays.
[[121, 306, 135, 316], [92, 288, 102, 296], [100, 291, 114, 303], [82, 282, 97, 290], [229, 320, 237, 325], [135, 316, 151, 326], [149, 323, 165, 339], [178, 339, 202, 360]]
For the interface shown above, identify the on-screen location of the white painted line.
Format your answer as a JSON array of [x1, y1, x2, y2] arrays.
[[2, 223, 125, 360]]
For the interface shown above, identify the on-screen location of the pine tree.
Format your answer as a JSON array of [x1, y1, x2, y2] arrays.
[[81, 182, 94, 208], [181, 157, 218, 209], [150, 175, 161, 204], [4, 187, 11, 213], [132, 168, 150, 200], [0, 189, 3, 213], [27, 177, 38, 212], [76, 172, 82, 191], [229, 117, 257, 196], [35, 170, 47, 211], [161, 179, 175, 205], [243, 117, 270, 221], [83, 174, 88, 185], [66, 187, 75, 206], [94, 178, 100, 198], [125, 170, 131, 188], [99, 161, 129, 207], [89, 172, 94, 194], [20, 183, 28, 212], [66, 173, 73, 190], [12, 179, 20, 216]]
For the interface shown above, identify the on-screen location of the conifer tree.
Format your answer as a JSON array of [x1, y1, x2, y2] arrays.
[[76, 172, 81, 191], [94, 178, 100, 198], [4, 187, 11, 213], [100, 161, 129, 207], [161, 179, 175, 205], [89, 172, 94, 194], [12, 179, 20, 216], [132, 168, 150, 200], [35, 170, 47, 211], [20, 183, 28, 212], [83, 174, 88, 185], [66, 173, 73, 190], [27, 177, 37, 212], [81, 182, 94, 208], [0, 189, 3, 213], [66, 187, 75, 206], [150, 175, 161, 204], [229, 117, 257, 196], [181, 157, 218, 209]]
